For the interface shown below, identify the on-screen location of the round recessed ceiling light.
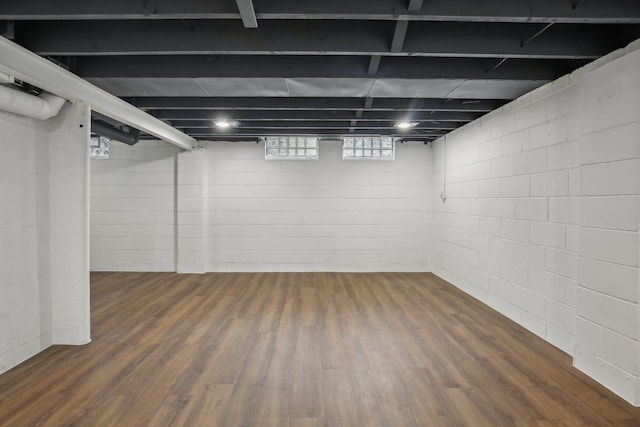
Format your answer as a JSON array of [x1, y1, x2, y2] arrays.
[[395, 121, 416, 129], [215, 120, 232, 128]]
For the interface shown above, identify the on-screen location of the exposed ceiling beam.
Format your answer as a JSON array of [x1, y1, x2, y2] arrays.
[[171, 120, 461, 130], [0, 36, 195, 150], [235, 0, 258, 28], [3, 0, 640, 23], [363, 97, 374, 110], [180, 128, 445, 137], [74, 56, 589, 80], [408, 0, 424, 12], [18, 21, 627, 59], [390, 20, 409, 53], [367, 55, 381, 75], [152, 110, 481, 122], [124, 97, 505, 112], [0, 20, 14, 39]]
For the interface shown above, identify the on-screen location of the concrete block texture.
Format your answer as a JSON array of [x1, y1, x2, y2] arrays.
[[430, 46, 640, 405]]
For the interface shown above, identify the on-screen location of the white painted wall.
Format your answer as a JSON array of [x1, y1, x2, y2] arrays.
[[0, 110, 51, 373], [90, 140, 180, 271], [430, 42, 640, 405], [0, 101, 90, 375], [574, 48, 640, 406], [178, 140, 430, 272], [94, 140, 432, 273], [176, 148, 207, 273], [47, 102, 92, 345]]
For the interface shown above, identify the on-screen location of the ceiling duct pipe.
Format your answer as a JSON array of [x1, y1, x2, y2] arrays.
[[91, 118, 140, 146], [0, 84, 65, 120]]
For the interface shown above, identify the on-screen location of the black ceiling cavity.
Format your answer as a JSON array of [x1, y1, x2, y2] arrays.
[[4, 0, 640, 142]]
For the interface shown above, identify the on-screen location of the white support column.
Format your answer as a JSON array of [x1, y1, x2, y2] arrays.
[[47, 101, 91, 345], [176, 148, 207, 273]]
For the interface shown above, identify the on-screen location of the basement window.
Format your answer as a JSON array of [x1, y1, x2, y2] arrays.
[[343, 136, 395, 160], [265, 136, 319, 160]]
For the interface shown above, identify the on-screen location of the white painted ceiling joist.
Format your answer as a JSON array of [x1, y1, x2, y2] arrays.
[[0, 36, 196, 150]]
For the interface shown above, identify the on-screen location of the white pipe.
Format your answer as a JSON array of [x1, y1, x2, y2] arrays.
[[0, 85, 66, 120], [0, 36, 196, 150]]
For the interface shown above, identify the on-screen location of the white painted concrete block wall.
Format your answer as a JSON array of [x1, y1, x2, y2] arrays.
[[90, 141, 180, 271], [47, 102, 92, 346], [573, 48, 640, 405], [0, 101, 91, 374], [203, 140, 431, 272], [0, 111, 51, 373], [430, 44, 640, 405], [177, 149, 207, 273]]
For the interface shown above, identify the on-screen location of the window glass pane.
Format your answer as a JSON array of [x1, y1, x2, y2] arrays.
[[266, 137, 319, 160], [342, 137, 395, 160]]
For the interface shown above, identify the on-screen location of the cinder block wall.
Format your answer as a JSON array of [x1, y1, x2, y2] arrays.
[[0, 112, 51, 374], [430, 43, 640, 405], [0, 102, 90, 375], [183, 140, 432, 272], [92, 140, 432, 273], [90, 141, 180, 271]]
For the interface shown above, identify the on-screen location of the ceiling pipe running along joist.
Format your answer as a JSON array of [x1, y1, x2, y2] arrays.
[[91, 118, 140, 146], [0, 36, 196, 150], [0, 83, 65, 120]]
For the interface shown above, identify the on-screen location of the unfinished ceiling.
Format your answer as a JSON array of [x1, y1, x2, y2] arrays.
[[2, 0, 640, 142]]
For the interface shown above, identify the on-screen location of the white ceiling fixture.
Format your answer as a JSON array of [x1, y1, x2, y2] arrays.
[[395, 121, 418, 129], [214, 119, 239, 129]]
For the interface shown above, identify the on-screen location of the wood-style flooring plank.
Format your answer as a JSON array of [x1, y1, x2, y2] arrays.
[[0, 272, 638, 426]]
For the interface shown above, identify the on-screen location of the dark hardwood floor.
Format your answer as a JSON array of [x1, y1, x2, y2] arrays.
[[0, 272, 638, 426]]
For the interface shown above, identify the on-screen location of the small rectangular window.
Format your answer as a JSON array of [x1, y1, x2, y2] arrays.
[[265, 137, 319, 160], [343, 136, 394, 160]]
